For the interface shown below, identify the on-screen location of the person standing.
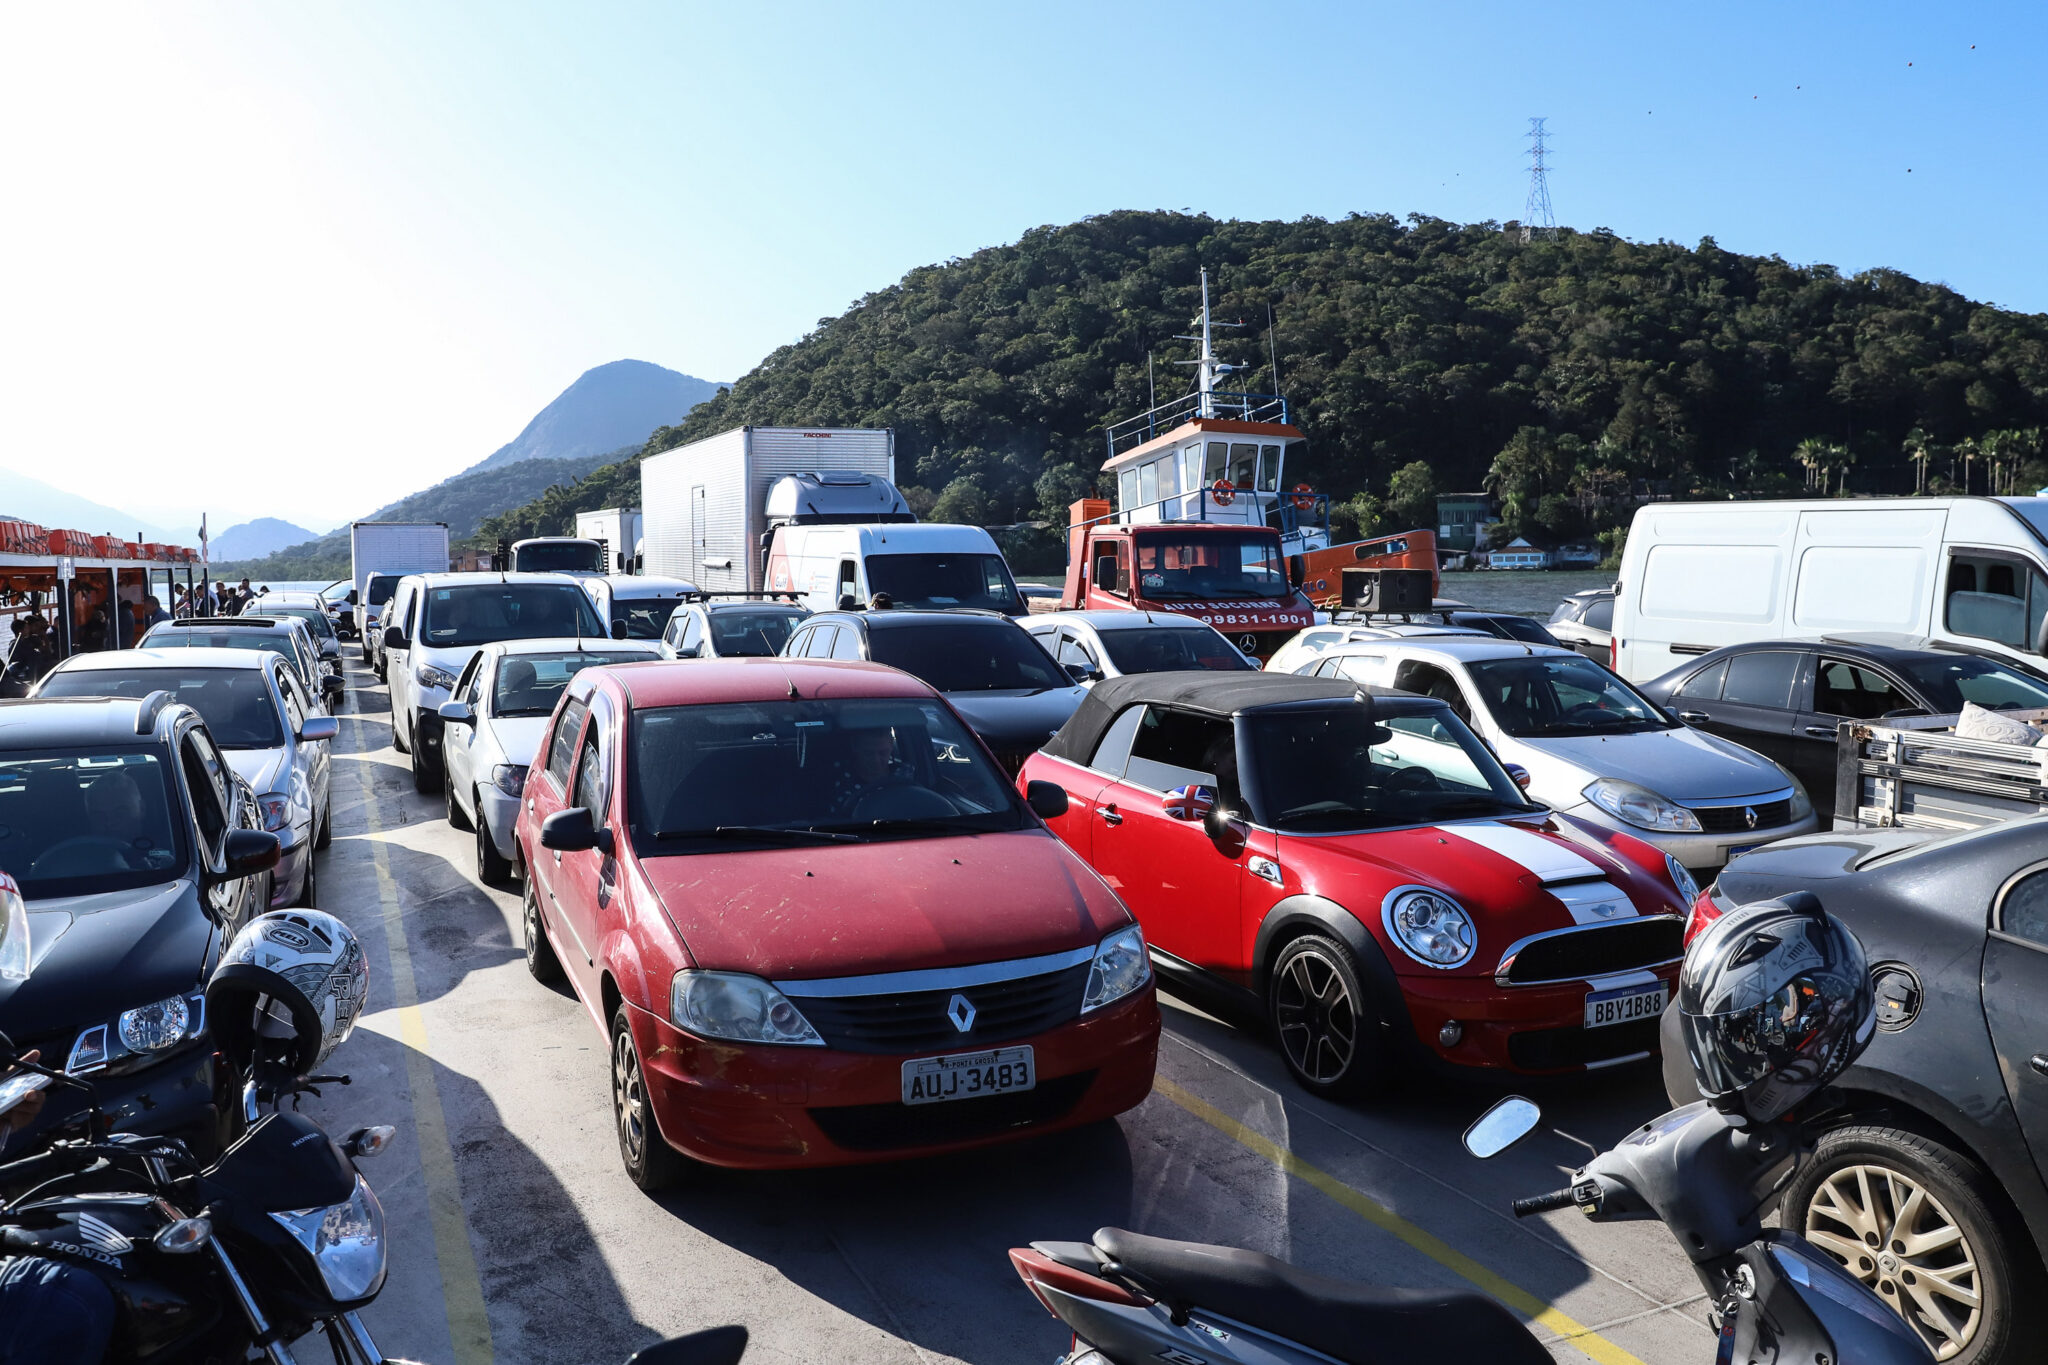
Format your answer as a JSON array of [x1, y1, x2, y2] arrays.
[[143, 595, 170, 628]]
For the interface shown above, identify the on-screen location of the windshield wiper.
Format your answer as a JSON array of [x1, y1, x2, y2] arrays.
[[1428, 795, 1533, 816], [651, 825, 860, 844], [818, 817, 991, 837]]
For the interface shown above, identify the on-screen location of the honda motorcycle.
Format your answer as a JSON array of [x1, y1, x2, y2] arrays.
[[1009, 1096, 1936, 1365]]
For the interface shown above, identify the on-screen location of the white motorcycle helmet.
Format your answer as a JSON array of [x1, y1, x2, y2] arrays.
[[207, 909, 369, 1076]]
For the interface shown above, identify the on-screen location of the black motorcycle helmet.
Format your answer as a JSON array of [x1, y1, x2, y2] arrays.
[[1676, 891, 1874, 1123]]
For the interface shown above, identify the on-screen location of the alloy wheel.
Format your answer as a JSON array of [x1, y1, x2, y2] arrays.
[[1273, 949, 1357, 1084], [1805, 1162, 1981, 1359], [612, 1026, 650, 1169]]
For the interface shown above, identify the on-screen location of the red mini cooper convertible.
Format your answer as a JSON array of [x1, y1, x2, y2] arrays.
[[1018, 674, 1692, 1099], [515, 657, 1159, 1184]]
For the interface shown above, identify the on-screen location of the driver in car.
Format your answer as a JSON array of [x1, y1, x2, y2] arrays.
[[831, 726, 917, 816], [83, 769, 155, 868]]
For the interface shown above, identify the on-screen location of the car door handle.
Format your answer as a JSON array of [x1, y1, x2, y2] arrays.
[[2031, 1054, 2048, 1079], [1678, 711, 1710, 725], [1100, 804, 1123, 826], [1805, 725, 1838, 738]]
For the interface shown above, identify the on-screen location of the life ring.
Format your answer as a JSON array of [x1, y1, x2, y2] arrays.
[[1289, 483, 1317, 513], [1210, 479, 1236, 506]]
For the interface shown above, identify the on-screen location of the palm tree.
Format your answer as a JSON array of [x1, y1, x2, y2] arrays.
[[1793, 438, 1830, 492], [1902, 427, 1936, 495], [1954, 437, 1980, 495]]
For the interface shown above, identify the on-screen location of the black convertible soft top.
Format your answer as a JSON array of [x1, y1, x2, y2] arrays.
[[1040, 671, 1418, 766]]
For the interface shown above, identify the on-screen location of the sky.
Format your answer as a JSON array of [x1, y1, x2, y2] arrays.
[[1, 2, 2042, 535]]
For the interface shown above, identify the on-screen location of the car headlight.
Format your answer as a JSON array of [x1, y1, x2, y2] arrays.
[[1664, 854, 1700, 905], [1382, 887, 1476, 968], [118, 994, 194, 1052], [1081, 925, 1150, 1013], [670, 971, 823, 1046], [258, 792, 292, 834], [1786, 777, 1813, 822], [1581, 778, 1702, 833], [271, 1173, 387, 1303], [416, 663, 459, 692], [490, 763, 529, 798]]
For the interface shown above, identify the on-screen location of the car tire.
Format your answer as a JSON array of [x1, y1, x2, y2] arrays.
[[1782, 1124, 2043, 1365], [445, 775, 471, 830], [314, 802, 333, 851], [522, 879, 562, 983], [610, 1002, 686, 1193], [478, 802, 515, 888], [391, 707, 408, 753], [1266, 933, 1388, 1102], [295, 845, 317, 908], [411, 724, 439, 794]]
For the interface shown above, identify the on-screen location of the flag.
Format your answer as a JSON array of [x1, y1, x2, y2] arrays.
[[198, 515, 208, 568], [1163, 784, 1216, 821]]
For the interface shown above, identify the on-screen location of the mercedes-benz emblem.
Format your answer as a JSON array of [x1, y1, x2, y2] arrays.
[[946, 993, 976, 1033], [1238, 634, 1258, 652], [1743, 806, 1759, 830]]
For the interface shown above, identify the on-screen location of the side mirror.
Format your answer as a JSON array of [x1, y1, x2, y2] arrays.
[[1161, 784, 1216, 822], [1504, 762, 1532, 791], [320, 638, 340, 659], [347, 591, 359, 606], [1025, 780, 1069, 820], [220, 828, 282, 880], [837, 594, 858, 612], [1064, 662, 1100, 684], [1662, 705, 1682, 723], [1094, 556, 1120, 593], [383, 625, 406, 651], [2035, 613, 2048, 657], [437, 700, 473, 725], [610, 619, 629, 640], [322, 674, 344, 699], [1462, 1096, 1541, 1159], [1287, 555, 1305, 589], [539, 806, 612, 855], [299, 716, 340, 743], [1203, 800, 1247, 853]]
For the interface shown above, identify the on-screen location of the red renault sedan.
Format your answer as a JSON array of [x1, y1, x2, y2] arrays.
[[515, 657, 1159, 1184], [1019, 673, 1692, 1100]]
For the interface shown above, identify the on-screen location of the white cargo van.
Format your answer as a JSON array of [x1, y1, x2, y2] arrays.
[[1613, 496, 2048, 680], [764, 521, 1026, 615]]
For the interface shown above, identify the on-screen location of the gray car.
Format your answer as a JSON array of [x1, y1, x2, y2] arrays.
[[35, 647, 337, 907], [1021, 609, 1255, 682], [140, 616, 335, 714], [435, 638, 661, 884]]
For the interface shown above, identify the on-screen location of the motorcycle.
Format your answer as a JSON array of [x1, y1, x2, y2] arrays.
[[0, 1030, 402, 1365], [1008, 1095, 1936, 1365]]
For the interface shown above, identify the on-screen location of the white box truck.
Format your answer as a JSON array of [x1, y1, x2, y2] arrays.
[[575, 508, 642, 574], [350, 521, 449, 641], [1613, 496, 2048, 682], [640, 426, 1026, 613]]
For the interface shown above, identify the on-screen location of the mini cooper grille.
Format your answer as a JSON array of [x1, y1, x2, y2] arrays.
[[1499, 918, 1683, 986], [808, 1071, 1096, 1151], [1508, 1018, 1661, 1070], [794, 962, 1094, 1054], [1691, 799, 1792, 833]]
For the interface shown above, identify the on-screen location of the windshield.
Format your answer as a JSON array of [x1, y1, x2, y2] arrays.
[[420, 584, 605, 648], [141, 627, 294, 668], [366, 576, 401, 607], [867, 622, 1066, 693], [493, 651, 648, 717], [628, 697, 1028, 848], [1100, 627, 1254, 674], [513, 542, 603, 573], [612, 597, 684, 641], [1135, 532, 1290, 601], [38, 668, 283, 748], [0, 750, 185, 897], [709, 609, 804, 656], [1901, 656, 2048, 712], [1466, 655, 1673, 737], [1243, 706, 1536, 831], [1466, 614, 1560, 646], [269, 605, 334, 639], [864, 554, 1022, 614]]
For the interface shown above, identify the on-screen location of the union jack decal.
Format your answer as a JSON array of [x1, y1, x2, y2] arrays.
[[1163, 785, 1216, 821]]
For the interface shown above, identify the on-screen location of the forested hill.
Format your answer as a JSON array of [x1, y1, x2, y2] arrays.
[[486, 209, 2048, 554]]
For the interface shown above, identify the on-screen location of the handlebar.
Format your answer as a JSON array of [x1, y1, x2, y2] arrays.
[[1511, 1187, 1579, 1218]]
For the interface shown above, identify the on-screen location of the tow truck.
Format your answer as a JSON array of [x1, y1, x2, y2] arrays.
[[1060, 270, 1438, 660]]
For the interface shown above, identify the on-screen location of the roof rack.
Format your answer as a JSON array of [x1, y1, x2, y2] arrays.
[[164, 616, 283, 627], [682, 591, 804, 604], [133, 689, 173, 735]]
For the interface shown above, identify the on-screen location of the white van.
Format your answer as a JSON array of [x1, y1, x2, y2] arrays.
[[582, 574, 699, 642], [1613, 496, 2048, 680], [764, 522, 1026, 615]]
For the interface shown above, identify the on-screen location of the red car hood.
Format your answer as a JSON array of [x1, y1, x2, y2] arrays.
[[1288, 815, 1682, 975], [642, 829, 1128, 980]]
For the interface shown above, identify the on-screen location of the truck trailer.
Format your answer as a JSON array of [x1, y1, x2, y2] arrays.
[[574, 508, 642, 574]]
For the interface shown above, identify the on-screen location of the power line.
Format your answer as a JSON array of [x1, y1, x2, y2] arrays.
[[1521, 117, 1556, 243]]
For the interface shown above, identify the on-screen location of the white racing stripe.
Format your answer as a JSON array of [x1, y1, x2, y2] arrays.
[[1436, 822, 1638, 925]]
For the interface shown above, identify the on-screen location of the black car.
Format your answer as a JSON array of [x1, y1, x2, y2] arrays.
[[1662, 820, 2048, 1364], [0, 693, 280, 1156], [782, 608, 1088, 771], [1442, 610, 1562, 647], [1637, 638, 2048, 823]]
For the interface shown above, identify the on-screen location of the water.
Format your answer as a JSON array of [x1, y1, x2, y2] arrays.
[[1439, 569, 1613, 619]]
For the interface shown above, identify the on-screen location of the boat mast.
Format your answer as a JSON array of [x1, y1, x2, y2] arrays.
[[1182, 267, 1240, 419]]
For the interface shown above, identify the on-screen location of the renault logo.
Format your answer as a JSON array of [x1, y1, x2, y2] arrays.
[[946, 993, 976, 1033], [1743, 806, 1759, 830]]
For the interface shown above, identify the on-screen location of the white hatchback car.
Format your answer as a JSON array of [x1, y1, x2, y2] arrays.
[[434, 638, 662, 884], [1282, 637, 1819, 876], [1021, 610, 1254, 683]]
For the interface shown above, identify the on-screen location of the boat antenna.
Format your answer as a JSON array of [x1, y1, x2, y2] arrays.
[[1267, 302, 1281, 396], [1147, 350, 1155, 412], [1174, 267, 1244, 418]]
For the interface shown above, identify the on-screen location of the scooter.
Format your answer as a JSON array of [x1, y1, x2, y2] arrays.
[[1009, 1096, 1936, 1365], [0, 1032, 403, 1365]]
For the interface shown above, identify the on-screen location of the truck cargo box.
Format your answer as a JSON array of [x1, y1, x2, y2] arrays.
[[1834, 708, 2048, 832]]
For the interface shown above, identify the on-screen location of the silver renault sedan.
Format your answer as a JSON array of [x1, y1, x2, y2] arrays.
[[435, 638, 661, 884]]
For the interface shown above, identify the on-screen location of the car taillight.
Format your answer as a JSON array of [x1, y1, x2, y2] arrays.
[[1682, 888, 1724, 948], [1610, 636, 1619, 670]]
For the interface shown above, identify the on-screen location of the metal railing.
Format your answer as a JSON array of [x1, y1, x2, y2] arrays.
[[1074, 487, 1330, 541], [1104, 391, 1291, 459]]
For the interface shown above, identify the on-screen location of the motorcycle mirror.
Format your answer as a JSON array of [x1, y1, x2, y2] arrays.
[[1463, 1096, 1541, 1159], [626, 1325, 748, 1365]]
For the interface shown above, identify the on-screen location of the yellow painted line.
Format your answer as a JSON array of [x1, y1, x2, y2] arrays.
[[352, 733, 496, 1365], [1154, 1078, 1646, 1365]]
